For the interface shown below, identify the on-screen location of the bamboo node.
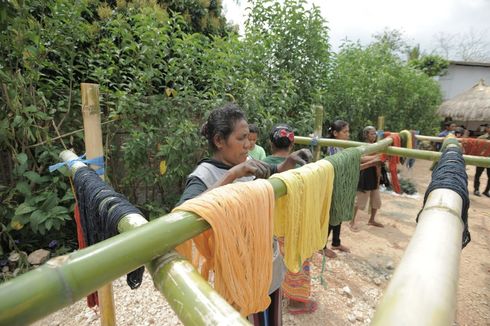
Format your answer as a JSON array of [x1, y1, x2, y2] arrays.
[[46, 255, 70, 267]]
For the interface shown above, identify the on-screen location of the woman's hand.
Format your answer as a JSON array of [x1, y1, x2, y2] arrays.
[[277, 149, 313, 172], [230, 159, 272, 179], [360, 154, 383, 170]]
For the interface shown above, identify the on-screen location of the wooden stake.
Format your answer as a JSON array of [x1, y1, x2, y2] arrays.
[[80, 83, 116, 326], [377, 116, 385, 130], [312, 105, 323, 162]]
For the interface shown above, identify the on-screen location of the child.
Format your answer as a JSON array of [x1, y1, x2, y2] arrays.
[[248, 124, 267, 160]]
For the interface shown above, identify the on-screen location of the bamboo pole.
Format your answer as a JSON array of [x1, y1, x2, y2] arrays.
[[80, 83, 115, 326], [415, 134, 448, 143], [294, 136, 490, 168], [371, 187, 463, 325], [312, 105, 323, 161], [149, 252, 250, 326], [377, 116, 385, 130], [415, 134, 490, 145]]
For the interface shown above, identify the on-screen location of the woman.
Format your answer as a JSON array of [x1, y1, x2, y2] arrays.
[[323, 120, 351, 258], [350, 126, 384, 232], [263, 124, 318, 315], [177, 103, 311, 326]]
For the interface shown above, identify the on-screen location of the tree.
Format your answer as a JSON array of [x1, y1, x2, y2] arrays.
[[432, 30, 490, 62], [240, 0, 332, 135], [409, 54, 449, 77], [325, 39, 442, 136]]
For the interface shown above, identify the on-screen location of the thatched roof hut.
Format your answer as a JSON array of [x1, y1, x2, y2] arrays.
[[437, 79, 490, 121]]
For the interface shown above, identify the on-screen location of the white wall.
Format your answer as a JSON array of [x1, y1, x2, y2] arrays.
[[438, 64, 490, 100]]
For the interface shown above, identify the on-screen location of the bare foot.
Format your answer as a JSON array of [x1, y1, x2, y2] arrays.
[[331, 244, 350, 252], [368, 221, 384, 228], [322, 247, 337, 258], [349, 223, 360, 232]]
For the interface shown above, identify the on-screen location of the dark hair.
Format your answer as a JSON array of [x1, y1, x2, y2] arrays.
[[269, 124, 294, 150], [248, 123, 259, 134], [454, 127, 465, 136], [327, 120, 349, 138], [200, 103, 246, 151], [444, 121, 456, 129], [362, 125, 376, 140]]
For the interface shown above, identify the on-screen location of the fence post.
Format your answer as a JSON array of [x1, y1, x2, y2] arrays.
[[377, 116, 385, 130], [312, 105, 324, 161], [81, 83, 116, 326]]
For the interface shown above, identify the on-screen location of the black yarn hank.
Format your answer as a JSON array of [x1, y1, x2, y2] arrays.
[[417, 146, 471, 248], [74, 167, 145, 289]]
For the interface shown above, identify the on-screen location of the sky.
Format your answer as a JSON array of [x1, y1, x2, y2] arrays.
[[222, 0, 490, 59]]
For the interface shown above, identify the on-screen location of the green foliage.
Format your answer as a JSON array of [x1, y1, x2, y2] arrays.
[[241, 0, 332, 140], [1, 0, 443, 261], [325, 40, 442, 137], [409, 54, 449, 77]]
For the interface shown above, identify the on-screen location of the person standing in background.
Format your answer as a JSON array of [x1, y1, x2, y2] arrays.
[[435, 122, 456, 150], [474, 124, 490, 197], [350, 126, 384, 231], [248, 124, 267, 160]]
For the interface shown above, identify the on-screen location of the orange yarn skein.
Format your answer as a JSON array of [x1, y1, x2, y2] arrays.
[[173, 179, 275, 316]]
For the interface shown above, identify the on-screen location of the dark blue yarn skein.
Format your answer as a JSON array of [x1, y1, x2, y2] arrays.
[[417, 146, 471, 248], [74, 167, 145, 289]]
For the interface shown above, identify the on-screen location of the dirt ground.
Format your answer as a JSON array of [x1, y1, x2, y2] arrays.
[[35, 159, 489, 326]]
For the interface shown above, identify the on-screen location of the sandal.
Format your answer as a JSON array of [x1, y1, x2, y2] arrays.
[[331, 244, 350, 252], [288, 300, 318, 315], [322, 247, 337, 258], [368, 221, 384, 228]]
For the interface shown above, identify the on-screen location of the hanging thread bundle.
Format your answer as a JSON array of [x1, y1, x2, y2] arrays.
[[381, 132, 402, 194], [324, 148, 361, 225], [460, 138, 490, 157], [417, 144, 471, 248], [74, 167, 145, 289], [271, 160, 334, 273], [173, 180, 275, 317]]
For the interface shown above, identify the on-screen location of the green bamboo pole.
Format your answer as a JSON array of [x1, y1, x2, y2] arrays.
[[294, 136, 490, 168], [371, 187, 463, 325], [149, 251, 249, 326], [415, 134, 448, 142]]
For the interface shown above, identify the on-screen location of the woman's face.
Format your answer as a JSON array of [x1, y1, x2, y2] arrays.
[[214, 119, 251, 166], [334, 125, 350, 140], [248, 132, 258, 149], [366, 129, 377, 143]]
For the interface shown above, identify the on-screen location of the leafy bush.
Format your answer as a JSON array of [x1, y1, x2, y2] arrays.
[[325, 40, 442, 136], [0, 0, 442, 263]]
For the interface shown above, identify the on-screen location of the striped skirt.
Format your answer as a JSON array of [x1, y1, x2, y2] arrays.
[[278, 237, 311, 302]]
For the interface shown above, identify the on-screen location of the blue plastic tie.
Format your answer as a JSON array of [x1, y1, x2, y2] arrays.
[[49, 154, 105, 175], [311, 136, 319, 146]]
